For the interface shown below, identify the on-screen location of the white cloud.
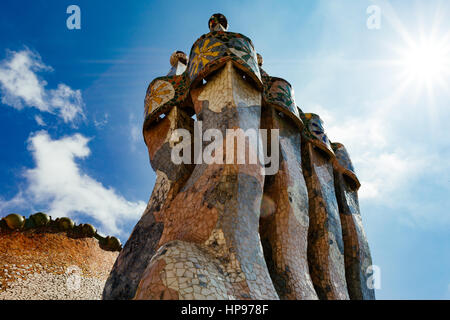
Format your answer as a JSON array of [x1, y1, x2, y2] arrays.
[[356, 151, 426, 201], [0, 48, 84, 123], [0, 49, 49, 110], [0, 192, 26, 213], [1, 131, 145, 236], [305, 103, 428, 202], [34, 115, 45, 126], [303, 101, 450, 231], [130, 125, 140, 143], [129, 113, 142, 151], [48, 84, 84, 123], [93, 113, 109, 128]]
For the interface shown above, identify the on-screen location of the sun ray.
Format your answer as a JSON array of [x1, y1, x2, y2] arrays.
[[381, 3, 450, 102], [357, 0, 450, 137]]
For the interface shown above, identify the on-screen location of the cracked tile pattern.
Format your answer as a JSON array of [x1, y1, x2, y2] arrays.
[[259, 108, 317, 300], [302, 140, 349, 300], [135, 61, 278, 300], [106, 13, 374, 301], [103, 107, 194, 300], [333, 143, 375, 300]]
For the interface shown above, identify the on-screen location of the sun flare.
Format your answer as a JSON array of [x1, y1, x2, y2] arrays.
[[400, 38, 450, 84], [395, 32, 450, 99]]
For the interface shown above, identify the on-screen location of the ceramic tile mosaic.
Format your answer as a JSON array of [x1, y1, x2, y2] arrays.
[[104, 13, 375, 301], [259, 108, 317, 300], [300, 113, 335, 158], [332, 143, 375, 300], [301, 142, 349, 300]]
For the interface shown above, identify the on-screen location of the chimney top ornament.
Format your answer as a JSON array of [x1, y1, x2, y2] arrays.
[[208, 13, 228, 32], [170, 51, 187, 67], [257, 53, 263, 67]]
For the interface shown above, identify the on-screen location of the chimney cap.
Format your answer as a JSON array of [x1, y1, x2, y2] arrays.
[[170, 51, 187, 67], [208, 13, 228, 32]]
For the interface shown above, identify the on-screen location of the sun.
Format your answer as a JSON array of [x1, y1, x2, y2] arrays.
[[398, 37, 450, 87], [381, 2, 450, 102], [404, 43, 446, 79]]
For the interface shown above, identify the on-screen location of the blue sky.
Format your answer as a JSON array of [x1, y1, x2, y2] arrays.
[[0, 0, 449, 299]]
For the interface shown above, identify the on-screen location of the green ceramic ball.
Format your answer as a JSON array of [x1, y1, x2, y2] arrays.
[[30, 212, 50, 227], [107, 236, 122, 251], [4, 214, 25, 230], [81, 223, 96, 237], [58, 217, 75, 231]]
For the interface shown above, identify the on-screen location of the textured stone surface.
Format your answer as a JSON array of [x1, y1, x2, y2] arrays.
[[108, 13, 375, 301], [333, 143, 375, 300], [135, 61, 278, 300], [0, 271, 108, 300], [302, 142, 349, 300], [0, 230, 118, 300], [103, 107, 194, 300], [259, 108, 317, 300]]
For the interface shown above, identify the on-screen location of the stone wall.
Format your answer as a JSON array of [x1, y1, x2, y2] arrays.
[[0, 214, 120, 300]]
